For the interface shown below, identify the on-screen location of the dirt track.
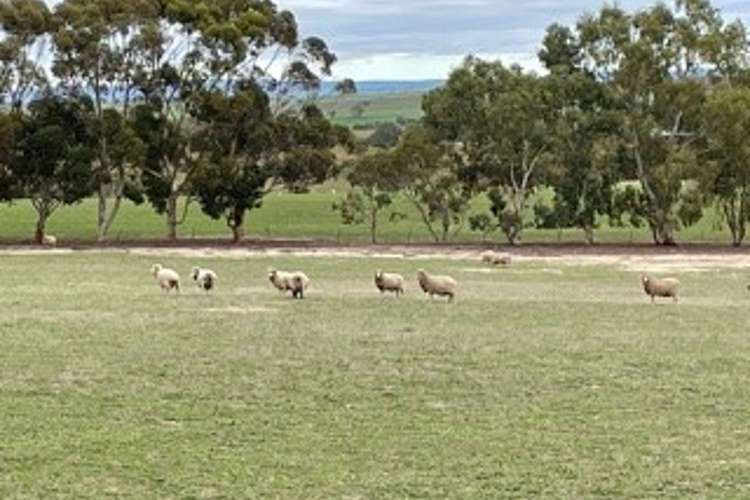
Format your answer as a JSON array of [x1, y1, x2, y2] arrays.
[[2, 240, 750, 273]]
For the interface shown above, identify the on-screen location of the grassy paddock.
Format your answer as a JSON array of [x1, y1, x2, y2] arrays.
[[0, 191, 734, 246], [0, 251, 749, 497]]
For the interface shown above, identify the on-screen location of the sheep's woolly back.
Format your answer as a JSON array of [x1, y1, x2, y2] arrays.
[[374, 270, 405, 295], [151, 264, 180, 292], [268, 269, 310, 299], [642, 275, 680, 302], [192, 267, 218, 291], [480, 250, 511, 266], [416, 269, 457, 301]]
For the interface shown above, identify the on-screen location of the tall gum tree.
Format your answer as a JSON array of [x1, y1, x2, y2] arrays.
[[576, 0, 747, 245], [701, 86, 750, 246], [126, 0, 338, 240], [423, 57, 552, 245], [10, 96, 96, 243], [540, 24, 620, 244], [0, 0, 54, 113], [53, 0, 152, 241]]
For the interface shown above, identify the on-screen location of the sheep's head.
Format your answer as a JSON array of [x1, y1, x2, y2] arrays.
[[191, 267, 200, 280], [641, 275, 650, 285], [267, 269, 278, 282], [150, 264, 162, 277], [375, 270, 383, 280], [416, 269, 427, 280]]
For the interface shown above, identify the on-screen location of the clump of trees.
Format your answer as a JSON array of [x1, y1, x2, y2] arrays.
[[0, 0, 351, 243], [3, 0, 750, 248], [334, 0, 750, 246]]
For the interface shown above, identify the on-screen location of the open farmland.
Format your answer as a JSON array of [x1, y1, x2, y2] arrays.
[[1, 248, 749, 497]]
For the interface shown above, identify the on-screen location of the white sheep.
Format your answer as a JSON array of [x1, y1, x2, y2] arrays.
[[41, 234, 57, 246], [480, 250, 511, 266], [416, 269, 457, 302], [641, 275, 680, 303], [151, 264, 180, 293], [191, 267, 218, 292], [374, 270, 405, 296], [268, 269, 310, 299]]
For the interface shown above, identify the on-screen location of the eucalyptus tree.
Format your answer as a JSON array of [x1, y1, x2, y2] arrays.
[[191, 81, 350, 243], [389, 125, 471, 243], [53, 0, 151, 241], [121, 0, 337, 240], [576, 0, 747, 245], [9, 95, 96, 243], [423, 57, 553, 245], [700, 87, 750, 246], [333, 150, 403, 244], [0, 0, 55, 112], [540, 24, 620, 244]]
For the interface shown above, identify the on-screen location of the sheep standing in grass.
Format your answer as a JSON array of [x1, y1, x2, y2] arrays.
[[642, 275, 680, 303], [416, 269, 457, 302], [374, 270, 405, 296], [480, 250, 511, 266], [268, 269, 310, 299], [191, 267, 218, 292], [41, 234, 57, 246], [151, 264, 180, 293]]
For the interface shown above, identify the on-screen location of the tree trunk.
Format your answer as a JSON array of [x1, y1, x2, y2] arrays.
[[35, 210, 49, 244], [370, 203, 378, 244], [231, 224, 244, 244], [582, 225, 595, 245], [228, 208, 245, 244], [96, 189, 123, 242], [650, 220, 677, 246], [724, 197, 746, 247], [166, 195, 178, 241]]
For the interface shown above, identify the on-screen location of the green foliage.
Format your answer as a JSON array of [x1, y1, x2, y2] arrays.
[[575, 0, 744, 245], [0, 0, 54, 110], [423, 57, 553, 244], [700, 86, 750, 245], [390, 126, 471, 243], [333, 151, 403, 243], [8, 95, 96, 242], [365, 122, 402, 149]]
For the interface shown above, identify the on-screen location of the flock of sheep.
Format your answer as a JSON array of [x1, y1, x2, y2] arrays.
[[150, 249, 682, 304]]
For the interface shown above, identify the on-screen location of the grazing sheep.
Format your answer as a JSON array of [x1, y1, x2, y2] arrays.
[[642, 275, 680, 303], [268, 269, 310, 299], [480, 250, 511, 266], [374, 270, 405, 296], [41, 234, 57, 246], [191, 267, 218, 292], [151, 264, 180, 293], [416, 269, 457, 302]]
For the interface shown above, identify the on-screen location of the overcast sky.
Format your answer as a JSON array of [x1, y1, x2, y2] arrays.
[[277, 0, 750, 80]]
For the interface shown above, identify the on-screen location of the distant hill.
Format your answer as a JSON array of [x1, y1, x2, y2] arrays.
[[320, 80, 444, 96]]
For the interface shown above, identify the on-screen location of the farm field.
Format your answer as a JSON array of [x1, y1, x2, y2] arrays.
[[1, 248, 750, 497], [0, 192, 735, 246], [316, 92, 424, 128]]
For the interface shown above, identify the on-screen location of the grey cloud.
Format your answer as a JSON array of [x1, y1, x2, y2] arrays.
[[279, 0, 750, 77]]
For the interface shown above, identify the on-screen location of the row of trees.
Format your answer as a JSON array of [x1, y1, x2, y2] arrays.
[[1, 0, 750, 247], [337, 0, 750, 246], [0, 0, 352, 243]]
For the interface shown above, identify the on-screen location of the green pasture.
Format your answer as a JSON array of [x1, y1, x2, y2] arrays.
[[0, 190, 734, 246], [0, 252, 749, 497]]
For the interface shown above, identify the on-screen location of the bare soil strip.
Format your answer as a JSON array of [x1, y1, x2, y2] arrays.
[[2, 243, 750, 272]]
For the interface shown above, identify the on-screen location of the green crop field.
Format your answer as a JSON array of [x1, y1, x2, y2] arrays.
[[0, 190, 735, 246], [317, 92, 424, 128], [1, 250, 749, 497]]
